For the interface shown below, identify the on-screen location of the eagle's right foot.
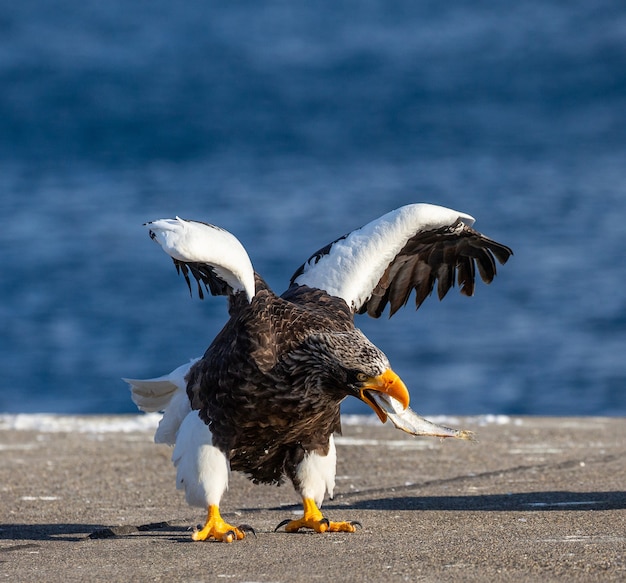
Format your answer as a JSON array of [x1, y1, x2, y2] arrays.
[[192, 505, 255, 542]]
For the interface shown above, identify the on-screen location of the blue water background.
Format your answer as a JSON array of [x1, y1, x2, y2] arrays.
[[1, 1, 625, 416]]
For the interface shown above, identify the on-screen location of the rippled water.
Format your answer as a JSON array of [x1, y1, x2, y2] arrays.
[[1, 1, 625, 415]]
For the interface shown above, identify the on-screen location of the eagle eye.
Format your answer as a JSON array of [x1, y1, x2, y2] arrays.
[[356, 372, 368, 382]]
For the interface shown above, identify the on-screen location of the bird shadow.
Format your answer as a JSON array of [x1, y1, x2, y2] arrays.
[[3, 492, 624, 545], [0, 521, 188, 544], [325, 490, 626, 512]]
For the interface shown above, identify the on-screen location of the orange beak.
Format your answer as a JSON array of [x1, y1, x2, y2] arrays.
[[359, 368, 410, 423]]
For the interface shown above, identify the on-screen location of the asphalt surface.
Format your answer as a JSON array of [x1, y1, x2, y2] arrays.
[[1, 415, 624, 582]]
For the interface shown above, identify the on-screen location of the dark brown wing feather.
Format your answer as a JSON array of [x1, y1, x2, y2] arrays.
[[359, 220, 512, 318], [172, 259, 231, 299]]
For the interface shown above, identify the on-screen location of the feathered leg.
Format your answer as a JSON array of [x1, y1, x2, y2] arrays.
[[173, 411, 253, 542], [275, 436, 360, 533]]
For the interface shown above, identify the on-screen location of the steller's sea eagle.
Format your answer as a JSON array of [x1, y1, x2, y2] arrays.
[[125, 203, 512, 542]]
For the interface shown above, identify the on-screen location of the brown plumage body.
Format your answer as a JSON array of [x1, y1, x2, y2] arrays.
[[186, 275, 356, 487]]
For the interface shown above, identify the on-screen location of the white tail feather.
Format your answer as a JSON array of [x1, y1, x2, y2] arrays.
[[126, 378, 175, 413], [124, 358, 199, 445]]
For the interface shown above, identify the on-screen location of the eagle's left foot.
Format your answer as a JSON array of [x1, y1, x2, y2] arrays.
[[274, 498, 361, 534], [192, 505, 255, 542]]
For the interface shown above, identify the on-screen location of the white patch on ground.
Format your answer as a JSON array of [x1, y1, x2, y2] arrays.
[[0, 413, 160, 433], [526, 500, 601, 508], [0, 413, 522, 435], [334, 436, 435, 449], [537, 534, 625, 543], [0, 443, 39, 451], [508, 444, 564, 455]]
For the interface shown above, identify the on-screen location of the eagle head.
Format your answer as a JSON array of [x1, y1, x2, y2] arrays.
[[298, 329, 410, 423]]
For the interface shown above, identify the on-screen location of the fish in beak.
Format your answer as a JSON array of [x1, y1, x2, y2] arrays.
[[360, 369, 475, 441]]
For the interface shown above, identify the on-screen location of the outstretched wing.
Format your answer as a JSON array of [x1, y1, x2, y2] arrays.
[[146, 217, 256, 302], [290, 203, 512, 317]]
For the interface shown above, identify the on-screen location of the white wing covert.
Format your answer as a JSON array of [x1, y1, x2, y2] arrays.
[[146, 217, 256, 302]]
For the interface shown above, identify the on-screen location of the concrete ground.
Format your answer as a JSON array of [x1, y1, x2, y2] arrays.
[[0, 414, 624, 582]]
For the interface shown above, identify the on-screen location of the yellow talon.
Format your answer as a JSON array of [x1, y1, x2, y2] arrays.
[[192, 505, 248, 542], [275, 498, 361, 534]]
